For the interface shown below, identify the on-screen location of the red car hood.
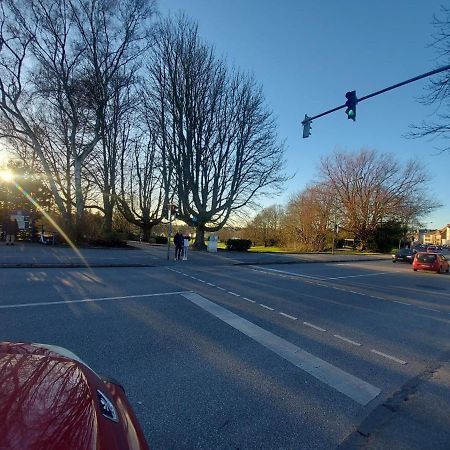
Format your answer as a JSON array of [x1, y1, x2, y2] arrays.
[[0, 342, 149, 450]]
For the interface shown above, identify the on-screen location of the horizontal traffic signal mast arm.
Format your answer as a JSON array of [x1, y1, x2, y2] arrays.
[[301, 64, 450, 136]]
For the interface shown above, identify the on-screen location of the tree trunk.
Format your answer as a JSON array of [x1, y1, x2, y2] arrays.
[[142, 225, 153, 242], [194, 224, 207, 250], [74, 158, 85, 238], [102, 190, 113, 234]]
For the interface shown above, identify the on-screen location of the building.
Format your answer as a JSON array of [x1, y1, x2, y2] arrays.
[[416, 224, 450, 245]]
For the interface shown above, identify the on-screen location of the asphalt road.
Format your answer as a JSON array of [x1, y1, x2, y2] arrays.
[[1, 247, 449, 449]]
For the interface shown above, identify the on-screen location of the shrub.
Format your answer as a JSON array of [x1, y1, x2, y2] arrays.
[[85, 231, 128, 247], [154, 235, 168, 244], [226, 238, 252, 251]]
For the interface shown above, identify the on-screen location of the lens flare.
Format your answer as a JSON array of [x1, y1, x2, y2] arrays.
[[13, 181, 91, 269]]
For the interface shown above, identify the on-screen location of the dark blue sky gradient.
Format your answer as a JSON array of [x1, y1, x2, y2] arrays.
[[160, 1, 449, 228]]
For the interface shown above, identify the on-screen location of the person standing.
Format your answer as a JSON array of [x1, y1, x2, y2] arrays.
[[182, 232, 190, 260], [3, 215, 19, 246], [174, 231, 183, 260]]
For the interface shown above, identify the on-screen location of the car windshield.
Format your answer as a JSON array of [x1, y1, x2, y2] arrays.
[[417, 254, 437, 263]]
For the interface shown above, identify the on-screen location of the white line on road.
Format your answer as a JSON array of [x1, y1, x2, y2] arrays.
[[206, 283, 215, 286], [371, 349, 407, 365], [242, 297, 256, 303], [326, 272, 387, 280], [228, 292, 241, 297], [0, 291, 191, 309], [418, 307, 441, 313], [303, 322, 326, 332], [392, 300, 412, 306], [333, 334, 362, 346], [279, 312, 298, 320], [250, 266, 322, 280], [182, 292, 381, 405], [260, 304, 275, 311], [217, 287, 226, 291]]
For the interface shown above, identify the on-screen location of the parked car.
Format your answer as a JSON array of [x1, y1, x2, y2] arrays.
[[392, 247, 416, 263], [413, 252, 449, 274], [427, 245, 438, 253], [0, 341, 150, 450]]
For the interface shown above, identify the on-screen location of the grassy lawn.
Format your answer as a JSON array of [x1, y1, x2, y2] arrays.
[[216, 241, 384, 255]]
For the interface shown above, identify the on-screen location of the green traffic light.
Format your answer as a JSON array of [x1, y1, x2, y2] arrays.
[[345, 90, 357, 121]]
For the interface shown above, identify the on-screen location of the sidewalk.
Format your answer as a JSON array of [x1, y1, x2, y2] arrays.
[[0, 241, 390, 268], [338, 355, 450, 450]]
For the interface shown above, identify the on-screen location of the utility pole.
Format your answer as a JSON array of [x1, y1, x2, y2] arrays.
[[166, 207, 173, 261], [302, 64, 450, 137]]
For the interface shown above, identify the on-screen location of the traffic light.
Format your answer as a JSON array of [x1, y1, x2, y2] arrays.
[[302, 114, 312, 138], [345, 90, 357, 121]]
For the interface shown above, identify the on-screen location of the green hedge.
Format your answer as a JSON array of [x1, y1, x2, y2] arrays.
[[226, 238, 252, 251], [154, 235, 168, 244]]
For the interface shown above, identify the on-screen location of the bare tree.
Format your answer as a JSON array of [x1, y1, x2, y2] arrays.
[[0, 0, 155, 238], [117, 117, 166, 241], [147, 16, 287, 249], [281, 184, 332, 252], [246, 205, 284, 247], [319, 149, 438, 249], [408, 6, 450, 150]]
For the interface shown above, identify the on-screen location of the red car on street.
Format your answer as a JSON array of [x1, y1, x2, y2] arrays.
[[412, 252, 449, 274], [0, 341, 150, 450]]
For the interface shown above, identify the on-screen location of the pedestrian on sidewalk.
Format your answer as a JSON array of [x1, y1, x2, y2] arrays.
[[3, 215, 19, 246], [174, 230, 183, 260], [182, 232, 191, 260]]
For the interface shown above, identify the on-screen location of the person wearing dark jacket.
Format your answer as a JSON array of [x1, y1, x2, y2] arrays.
[[174, 231, 183, 260], [3, 216, 19, 246]]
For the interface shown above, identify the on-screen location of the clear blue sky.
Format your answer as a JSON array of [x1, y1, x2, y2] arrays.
[[160, 0, 450, 229]]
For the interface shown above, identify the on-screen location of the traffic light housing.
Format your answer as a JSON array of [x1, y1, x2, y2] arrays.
[[345, 90, 357, 121], [302, 114, 312, 138]]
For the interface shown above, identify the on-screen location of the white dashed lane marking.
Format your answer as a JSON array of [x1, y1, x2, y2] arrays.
[[167, 268, 409, 365], [333, 334, 362, 346], [260, 304, 275, 311], [182, 292, 381, 405], [371, 349, 407, 365], [303, 322, 326, 332], [279, 312, 298, 320], [228, 292, 240, 297]]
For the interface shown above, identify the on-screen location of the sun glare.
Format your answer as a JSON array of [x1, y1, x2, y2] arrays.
[[0, 170, 14, 182]]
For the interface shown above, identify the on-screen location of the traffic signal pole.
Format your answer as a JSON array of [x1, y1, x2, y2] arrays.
[[167, 207, 173, 261], [302, 64, 450, 137]]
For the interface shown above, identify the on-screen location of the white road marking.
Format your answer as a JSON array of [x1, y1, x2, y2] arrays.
[[260, 304, 275, 311], [326, 272, 387, 280], [217, 287, 226, 291], [182, 292, 381, 405], [418, 307, 441, 313], [279, 312, 298, 320], [250, 266, 322, 280], [206, 283, 215, 286], [242, 297, 256, 303], [228, 292, 240, 297], [371, 349, 407, 365], [333, 334, 362, 346], [0, 291, 191, 309], [392, 300, 412, 306], [303, 322, 326, 332]]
